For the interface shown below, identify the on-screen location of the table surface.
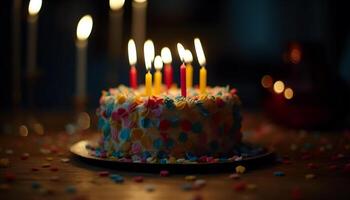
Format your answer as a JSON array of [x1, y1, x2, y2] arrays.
[[0, 112, 349, 200]]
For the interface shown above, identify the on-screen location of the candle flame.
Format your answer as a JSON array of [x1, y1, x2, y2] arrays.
[[144, 40, 155, 70], [110, 0, 125, 10], [128, 39, 137, 66], [154, 55, 163, 70], [161, 47, 172, 64], [76, 15, 93, 41], [28, 0, 42, 16], [194, 38, 206, 66], [184, 49, 193, 63], [177, 43, 185, 62]]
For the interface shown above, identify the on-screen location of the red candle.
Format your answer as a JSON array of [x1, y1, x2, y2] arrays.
[[164, 64, 173, 89], [129, 65, 138, 89], [180, 63, 186, 97]]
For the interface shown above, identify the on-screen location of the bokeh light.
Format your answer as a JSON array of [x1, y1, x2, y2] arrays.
[[284, 87, 294, 99], [77, 112, 91, 130], [19, 125, 29, 137], [261, 75, 273, 88], [273, 80, 285, 94]]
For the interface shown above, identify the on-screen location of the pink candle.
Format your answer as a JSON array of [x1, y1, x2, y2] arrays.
[[164, 64, 173, 89], [180, 63, 186, 97], [130, 65, 138, 89]]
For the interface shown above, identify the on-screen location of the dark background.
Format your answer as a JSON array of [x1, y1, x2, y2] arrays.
[[0, 0, 349, 128]]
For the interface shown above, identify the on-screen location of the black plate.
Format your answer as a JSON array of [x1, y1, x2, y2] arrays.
[[70, 140, 276, 173]]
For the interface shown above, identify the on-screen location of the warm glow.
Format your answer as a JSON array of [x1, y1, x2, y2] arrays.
[[284, 88, 294, 99], [154, 56, 163, 70], [261, 75, 273, 88], [273, 80, 285, 94], [177, 43, 185, 62], [184, 49, 193, 63], [28, 0, 42, 16], [144, 40, 155, 70], [194, 38, 206, 66], [76, 15, 93, 41], [109, 0, 125, 10], [128, 39, 137, 66], [161, 47, 172, 64], [134, 0, 147, 3], [289, 43, 302, 64]]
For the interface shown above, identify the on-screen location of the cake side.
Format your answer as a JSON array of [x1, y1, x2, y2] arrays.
[[96, 85, 242, 162]]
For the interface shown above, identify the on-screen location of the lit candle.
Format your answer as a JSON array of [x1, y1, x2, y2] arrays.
[[75, 15, 93, 101], [108, 0, 124, 59], [153, 55, 163, 95], [161, 47, 173, 90], [128, 39, 138, 89], [144, 40, 154, 96], [132, 0, 147, 60], [184, 49, 193, 89], [194, 38, 207, 94], [27, 0, 42, 77], [177, 43, 186, 97]]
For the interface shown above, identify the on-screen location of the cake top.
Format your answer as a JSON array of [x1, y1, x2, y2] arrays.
[[99, 85, 240, 109]]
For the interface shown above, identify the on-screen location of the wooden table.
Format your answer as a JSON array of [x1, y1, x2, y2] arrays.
[[1, 112, 349, 200]]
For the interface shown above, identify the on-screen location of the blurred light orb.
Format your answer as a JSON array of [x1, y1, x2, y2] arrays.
[[33, 123, 44, 135], [76, 15, 93, 41], [284, 88, 294, 99], [261, 75, 273, 88], [19, 125, 29, 137], [134, 0, 147, 3], [273, 80, 285, 94], [289, 43, 302, 64], [77, 112, 91, 130]]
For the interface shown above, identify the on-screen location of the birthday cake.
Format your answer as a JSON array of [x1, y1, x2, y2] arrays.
[[95, 85, 242, 163]]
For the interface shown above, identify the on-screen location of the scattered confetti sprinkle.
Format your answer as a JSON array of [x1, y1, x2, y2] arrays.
[[40, 148, 51, 155], [229, 173, 240, 179], [235, 165, 246, 174], [50, 167, 59, 172], [0, 158, 10, 168], [274, 171, 285, 177], [145, 184, 156, 192], [98, 171, 110, 177], [110, 174, 124, 183], [193, 179, 206, 189], [305, 174, 316, 180], [50, 176, 60, 181], [42, 163, 51, 168], [233, 181, 246, 192], [46, 157, 54, 161], [31, 181, 41, 189], [306, 163, 319, 169], [192, 194, 203, 200], [5, 149, 13, 155], [65, 185, 77, 194], [160, 170, 169, 177], [31, 167, 39, 172], [133, 176, 144, 183], [181, 183, 193, 191], [61, 158, 70, 163], [185, 175, 197, 181], [247, 184, 257, 190], [21, 153, 30, 160]]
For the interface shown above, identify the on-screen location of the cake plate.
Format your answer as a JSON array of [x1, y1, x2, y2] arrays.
[[70, 140, 275, 173]]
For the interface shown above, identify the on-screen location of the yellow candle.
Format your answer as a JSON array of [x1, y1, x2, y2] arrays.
[[154, 70, 161, 95], [200, 66, 206, 94], [186, 64, 193, 88], [194, 38, 207, 94], [153, 55, 163, 95], [145, 70, 152, 96]]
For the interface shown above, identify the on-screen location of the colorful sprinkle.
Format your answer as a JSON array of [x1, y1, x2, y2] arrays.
[[274, 171, 285, 177], [305, 174, 316, 180], [31, 181, 41, 189], [235, 165, 246, 174], [98, 171, 110, 177], [0, 158, 10, 168], [181, 183, 193, 191], [233, 181, 246, 192], [61, 158, 70, 163], [145, 184, 156, 192], [229, 173, 240, 179], [160, 170, 169, 177], [185, 175, 197, 181], [65, 185, 77, 194], [133, 176, 144, 183]]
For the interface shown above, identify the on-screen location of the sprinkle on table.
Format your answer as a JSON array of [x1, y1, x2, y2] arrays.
[[233, 181, 247, 192], [235, 165, 246, 174], [41, 163, 51, 168], [0, 158, 10, 168], [229, 173, 240, 179], [185, 175, 197, 181], [133, 176, 144, 183], [274, 171, 285, 177], [160, 170, 169, 177], [98, 171, 110, 177], [60, 158, 70, 163], [145, 184, 156, 192], [305, 174, 316, 180]]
